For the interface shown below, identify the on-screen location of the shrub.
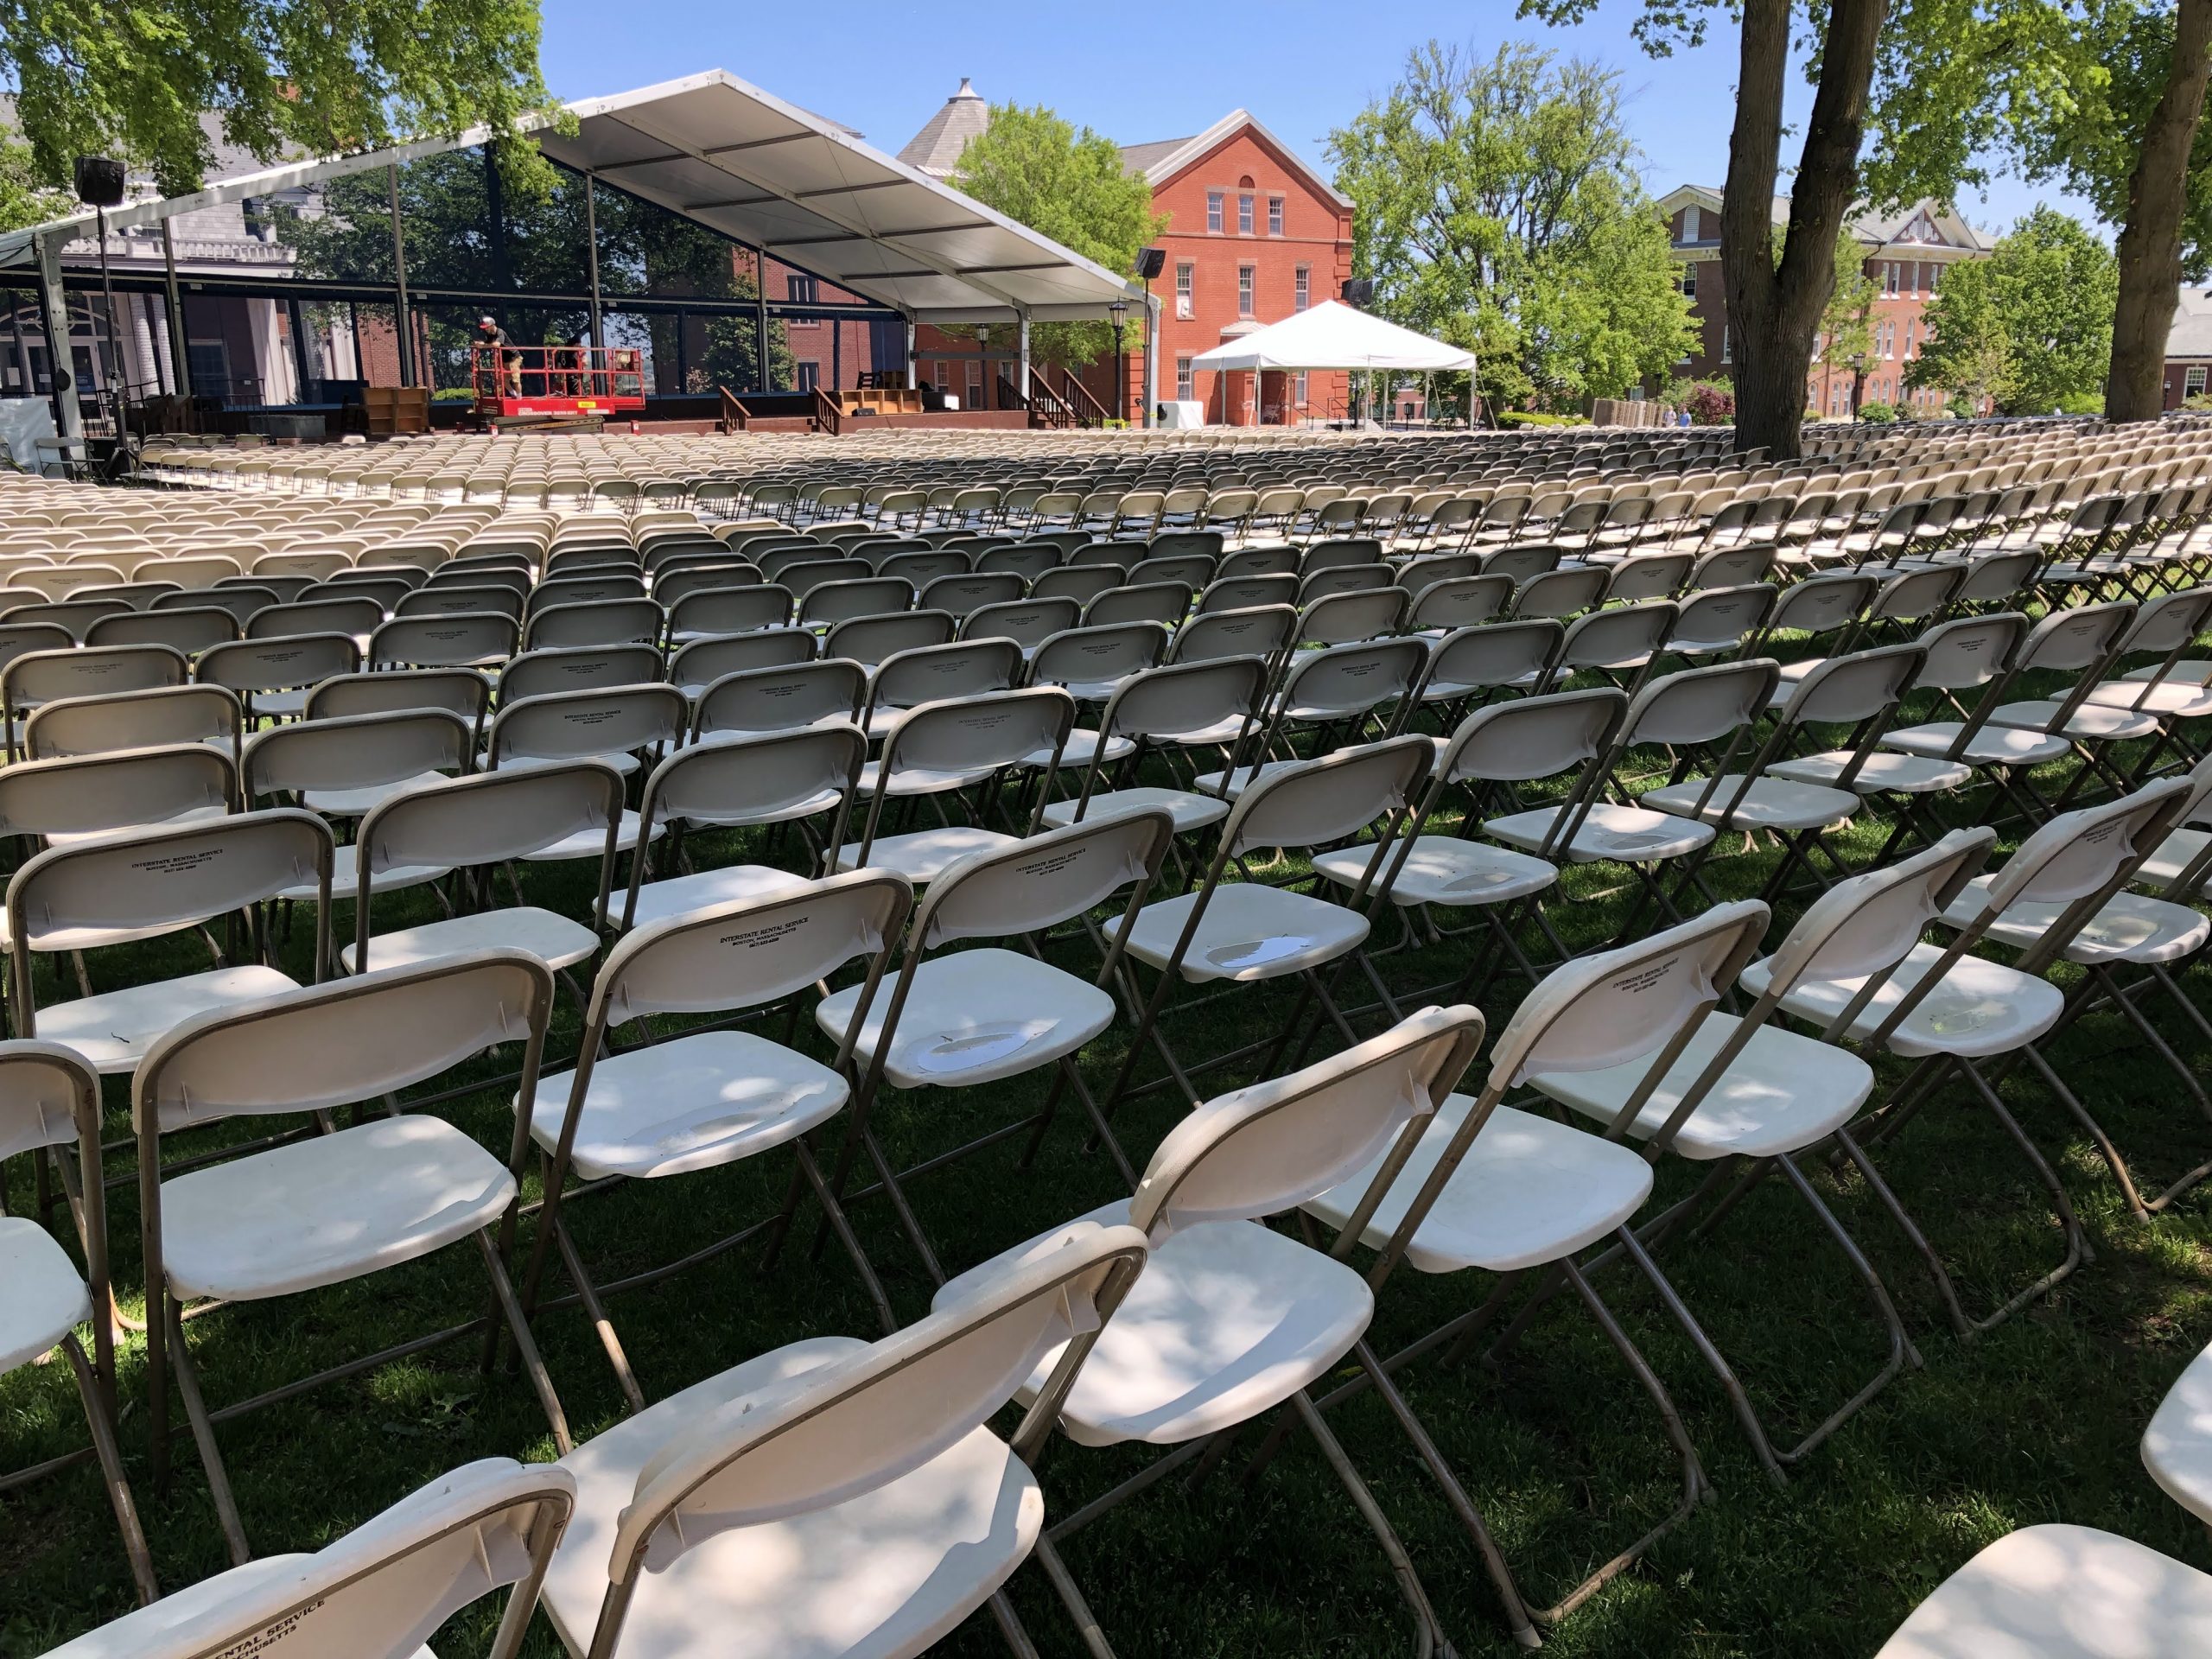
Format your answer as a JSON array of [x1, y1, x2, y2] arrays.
[[1496, 409, 1584, 428], [1858, 402, 1898, 423], [1682, 381, 1734, 425], [2056, 390, 2106, 416]]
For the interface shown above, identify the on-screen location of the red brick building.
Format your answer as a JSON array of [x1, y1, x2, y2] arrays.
[[1657, 186, 1993, 417], [898, 85, 1356, 425]]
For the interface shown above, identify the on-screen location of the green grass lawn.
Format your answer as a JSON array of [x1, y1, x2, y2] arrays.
[[4, 709, 2210, 1658]]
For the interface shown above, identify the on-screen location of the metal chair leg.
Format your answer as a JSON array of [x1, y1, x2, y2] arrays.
[[63, 1333, 158, 1605]]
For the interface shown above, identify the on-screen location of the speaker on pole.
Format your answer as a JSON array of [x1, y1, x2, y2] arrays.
[[1135, 247, 1166, 280], [73, 156, 126, 207], [1341, 277, 1375, 308]]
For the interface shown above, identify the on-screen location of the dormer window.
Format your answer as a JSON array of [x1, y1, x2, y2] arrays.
[[1681, 203, 1700, 244]]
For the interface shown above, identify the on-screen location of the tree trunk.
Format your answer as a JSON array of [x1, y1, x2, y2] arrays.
[[2107, 0, 2212, 423], [1722, 0, 1888, 458]]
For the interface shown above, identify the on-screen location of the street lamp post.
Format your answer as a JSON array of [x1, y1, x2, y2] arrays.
[[1850, 351, 1868, 421], [1107, 296, 1128, 425]]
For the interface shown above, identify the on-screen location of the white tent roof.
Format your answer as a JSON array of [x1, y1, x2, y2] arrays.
[[0, 70, 1146, 323], [1189, 301, 1476, 372]]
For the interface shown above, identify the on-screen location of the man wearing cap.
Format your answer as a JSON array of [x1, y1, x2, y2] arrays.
[[477, 315, 521, 397]]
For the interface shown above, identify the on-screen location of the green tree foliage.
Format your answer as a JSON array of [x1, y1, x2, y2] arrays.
[[0, 124, 69, 231], [1862, 0, 2212, 420], [949, 104, 1161, 372], [1328, 41, 1695, 415], [279, 149, 792, 392], [1818, 224, 1878, 365], [1906, 208, 2117, 414], [0, 0, 558, 197]]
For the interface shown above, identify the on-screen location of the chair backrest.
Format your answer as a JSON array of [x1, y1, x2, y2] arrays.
[[528, 572, 648, 613], [86, 605, 239, 655], [397, 582, 527, 620], [1421, 619, 1562, 695], [197, 631, 360, 696], [305, 668, 491, 728], [41, 1458, 575, 1659], [1556, 601, 1676, 677], [3, 642, 186, 711], [245, 709, 474, 802], [868, 639, 1023, 719], [695, 658, 867, 738], [1511, 565, 1609, 619], [497, 644, 664, 704], [524, 597, 662, 651], [1277, 637, 1427, 721], [1223, 734, 1433, 858], [1166, 603, 1297, 667], [1029, 621, 1169, 691], [246, 595, 382, 640], [487, 684, 687, 768], [1437, 685, 1627, 786], [874, 686, 1077, 794], [1619, 659, 1780, 747], [1484, 899, 1770, 1090], [914, 809, 1175, 954], [961, 596, 1082, 652], [1774, 641, 1923, 730], [1300, 587, 1409, 645], [8, 808, 332, 970], [369, 611, 520, 668], [1764, 571, 1875, 639], [25, 682, 243, 762], [667, 584, 791, 637], [2016, 598, 2133, 674], [822, 608, 956, 668], [1670, 582, 1777, 648], [1086, 580, 1192, 629], [1197, 573, 1297, 615], [668, 628, 815, 689], [918, 571, 1026, 620], [135, 949, 550, 1136], [588, 1221, 1147, 1630], [0, 743, 236, 843], [1913, 612, 2026, 690], [1983, 775, 2193, 917]]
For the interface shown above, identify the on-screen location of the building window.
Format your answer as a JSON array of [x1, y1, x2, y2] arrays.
[[1884, 261, 1899, 296], [796, 361, 819, 393], [2190, 365, 2209, 398], [1207, 191, 1224, 233], [1237, 193, 1254, 235], [1681, 262, 1697, 299], [1905, 317, 1917, 358], [1931, 262, 1942, 291], [1681, 203, 1700, 243], [1176, 354, 1194, 400], [1294, 265, 1309, 310], [1720, 323, 1731, 363], [965, 358, 982, 405], [1268, 195, 1284, 236], [1237, 264, 1255, 316], [785, 274, 817, 304], [1175, 261, 1194, 319], [1294, 370, 1308, 404]]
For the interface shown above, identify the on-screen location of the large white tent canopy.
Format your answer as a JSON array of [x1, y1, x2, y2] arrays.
[[1189, 301, 1476, 372]]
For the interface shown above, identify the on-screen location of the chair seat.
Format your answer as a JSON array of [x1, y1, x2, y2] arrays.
[[1104, 881, 1368, 982], [1987, 699, 2161, 741], [1640, 774, 1859, 831], [302, 772, 452, 819], [1881, 721, 2070, 766], [160, 1115, 515, 1302], [279, 861, 448, 905], [345, 906, 601, 974], [1190, 759, 1306, 800], [854, 760, 1003, 797], [520, 808, 662, 863], [627, 864, 810, 931], [933, 1202, 1372, 1447], [1769, 750, 1973, 795], [817, 946, 1113, 1088], [1312, 835, 1556, 907], [1303, 1096, 1653, 1274], [251, 687, 311, 718], [1039, 785, 1230, 835], [1028, 729, 1135, 769], [1872, 1524, 2212, 1659], [1485, 800, 1714, 863], [2085, 678, 2212, 719], [542, 1337, 1041, 1659], [2126, 659, 2212, 687], [494, 748, 645, 779], [834, 825, 1015, 884], [1531, 1011, 1874, 1160], [2145, 1338, 2212, 1526], [1738, 939, 2062, 1058], [0, 1215, 92, 1374], [524, 1031, 846, 1181], [35, 963, 300, 1076], [1938, 876, 2211, 965]]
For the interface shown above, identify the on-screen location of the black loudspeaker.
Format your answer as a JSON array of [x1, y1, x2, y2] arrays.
[[73, 156, 126, 207], [1341, 277, 1375, 308], [1135, 246, 1166, 280]]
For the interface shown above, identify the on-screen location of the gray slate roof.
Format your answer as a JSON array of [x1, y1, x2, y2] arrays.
[[897, 78, 990, 178]]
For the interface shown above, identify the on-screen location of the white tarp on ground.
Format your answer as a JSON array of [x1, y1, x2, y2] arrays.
[[1188, 301, 1477, 372]]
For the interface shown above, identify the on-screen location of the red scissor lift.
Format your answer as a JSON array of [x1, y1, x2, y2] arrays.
[[472, 343, 647, 424]]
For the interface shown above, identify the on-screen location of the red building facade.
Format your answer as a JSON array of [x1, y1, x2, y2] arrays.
[[1658, 186, 1992, 418]]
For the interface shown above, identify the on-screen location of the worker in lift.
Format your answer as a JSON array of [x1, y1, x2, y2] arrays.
[[478, 315, 522, 397]]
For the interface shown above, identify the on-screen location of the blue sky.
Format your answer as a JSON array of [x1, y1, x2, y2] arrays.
[[537, 0, 2099, 240]]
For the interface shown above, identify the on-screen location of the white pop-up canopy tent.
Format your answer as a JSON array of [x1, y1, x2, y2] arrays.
[[1188, 301, 1476, 372]]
